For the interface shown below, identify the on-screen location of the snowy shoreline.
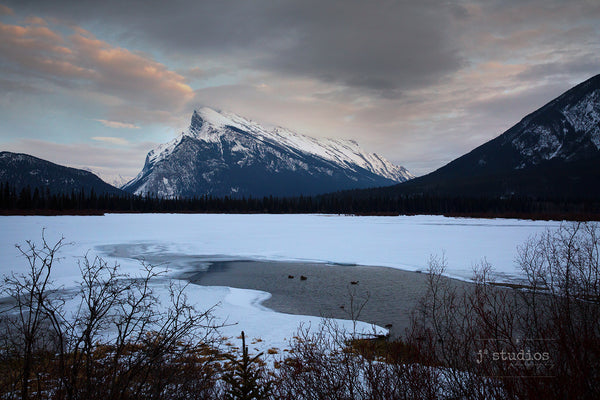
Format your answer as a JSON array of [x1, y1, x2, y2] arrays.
[[0, 213, 561, 350]]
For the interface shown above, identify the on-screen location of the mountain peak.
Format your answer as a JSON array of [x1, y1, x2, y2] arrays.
[[190, 109, 204, 132], [192, 107, 230, 126], [123, 108, 413, 197], [188, 107, 259, 141], [192, 107, 256, 128], [190, 107, 230, 134]]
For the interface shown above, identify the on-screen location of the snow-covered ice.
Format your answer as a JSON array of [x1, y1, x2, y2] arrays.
[[0, 213, 561, 350]]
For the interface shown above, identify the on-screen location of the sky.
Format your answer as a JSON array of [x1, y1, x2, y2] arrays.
[[0, 0, 598, 184]]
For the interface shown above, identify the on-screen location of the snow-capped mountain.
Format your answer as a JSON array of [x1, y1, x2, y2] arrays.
[[385, 73, 600, 198], [123, 108, 413, 197], [111, 175, 131, 189], [81, 168, 131, 189]]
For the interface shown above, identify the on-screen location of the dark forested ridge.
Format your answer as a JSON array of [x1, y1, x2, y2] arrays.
[[1, 181, 599, 220], [0, 151, 125, 196]]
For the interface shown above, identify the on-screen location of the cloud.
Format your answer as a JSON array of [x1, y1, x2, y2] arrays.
[[92, 136, 131, 145], [0, 77, 43, 94], [0, 4, 12, 15], [3, 0, 466, 97], [69, 29, 194, 108], [0, 18, 194, 116], [6, 1, 596, 112], [94, 119, 140, 130], [257, 1, 465, 97], [23, 16, 46, 25], [516, 55, 600, 83], [4, 1, 597, 103]]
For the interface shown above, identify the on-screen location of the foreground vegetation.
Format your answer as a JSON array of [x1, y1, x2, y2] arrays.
[[1, 223, 598, 399]]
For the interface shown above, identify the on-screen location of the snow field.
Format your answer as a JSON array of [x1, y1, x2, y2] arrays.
[[0, 214, 560, 351]]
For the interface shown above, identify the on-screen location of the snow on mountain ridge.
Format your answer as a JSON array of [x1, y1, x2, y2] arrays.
[[561, 89, 600, 149], [181, 107, 413, 182], [123, 107, 414, 197], [507, 85, 600, 167], [147, 135, 183, 165]]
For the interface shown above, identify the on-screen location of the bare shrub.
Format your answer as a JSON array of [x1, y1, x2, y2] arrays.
[[514, 222, 600, 399], [0, 232, 67, 400], [0, 233, 223, 400], [271, 317, 443, 400], [407, 254, 508, 399], [272, 322, 363, 400], [408, 222, 600, 400]]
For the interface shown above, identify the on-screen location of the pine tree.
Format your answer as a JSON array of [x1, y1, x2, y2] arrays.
[[223, 331, 271, 400]]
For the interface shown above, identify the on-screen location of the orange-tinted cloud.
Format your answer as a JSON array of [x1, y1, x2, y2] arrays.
[[92, 136, 131, 145], [94, 120, 140, 130], [0, 18, 194, 115], [70, 29, 194, 109]]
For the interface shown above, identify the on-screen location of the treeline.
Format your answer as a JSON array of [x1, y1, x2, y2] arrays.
[[1, 181, 599, 219]]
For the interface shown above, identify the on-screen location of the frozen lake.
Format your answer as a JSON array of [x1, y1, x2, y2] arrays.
[[0, 213, 561, 279], [0, 213, 562, 350]]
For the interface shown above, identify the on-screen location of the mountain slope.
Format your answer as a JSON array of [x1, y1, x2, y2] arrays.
[[0, 152, 124, 196], [384, 74, 600, 199], [123, 108, 413, 197]]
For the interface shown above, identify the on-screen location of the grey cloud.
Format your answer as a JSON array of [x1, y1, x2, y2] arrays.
[[0, 4, 12, 15], [467, 75, 598, 133], [516, 56, 600, 82], [5, 0, 465, 96], [254, 1, 465, 95], [9, 0, 597, 100], [0, 78, 44, 94]]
